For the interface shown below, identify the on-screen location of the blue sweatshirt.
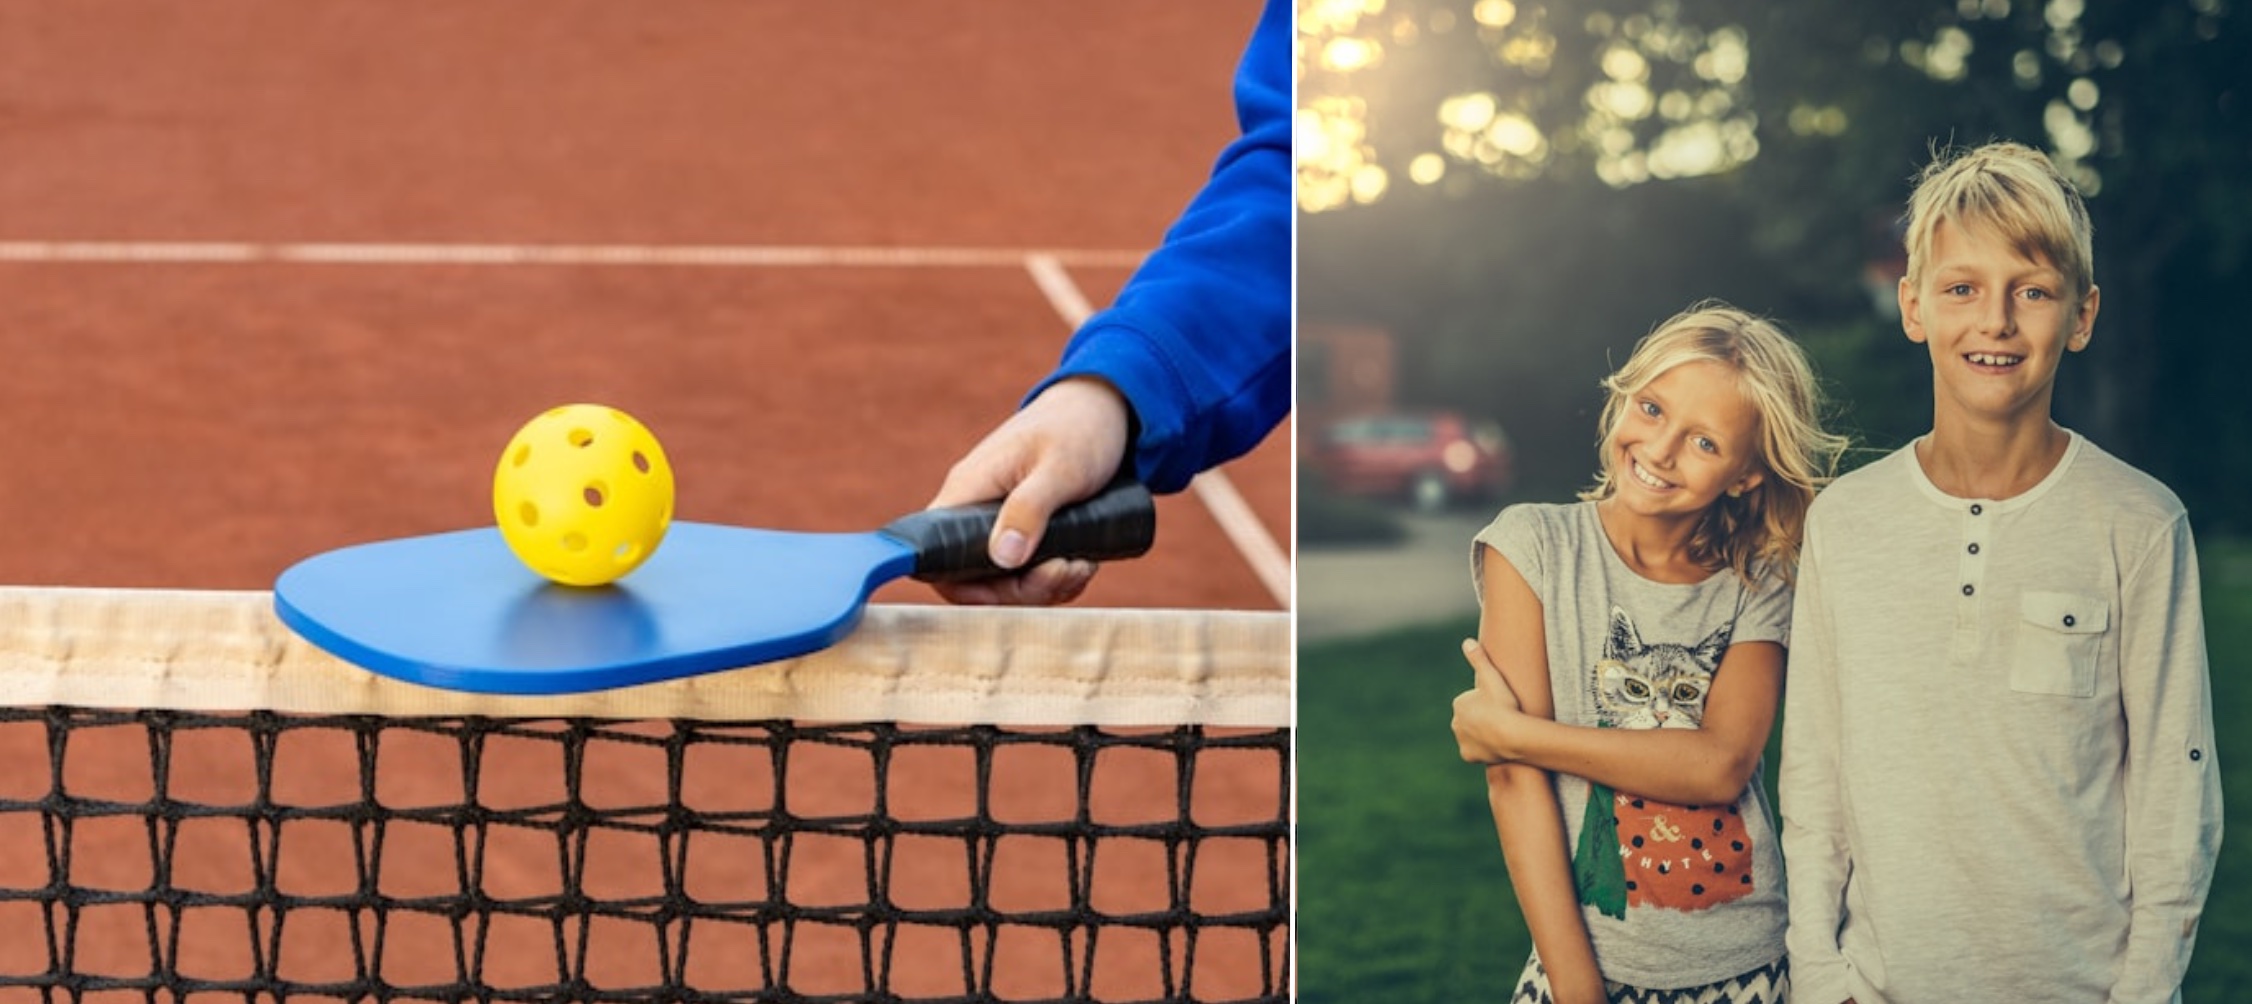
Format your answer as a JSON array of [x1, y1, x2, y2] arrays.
[[1026, 0, 1290, 493]]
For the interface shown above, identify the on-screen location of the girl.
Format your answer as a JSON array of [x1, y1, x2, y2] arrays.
[[1450, 303, 1844, 1004]]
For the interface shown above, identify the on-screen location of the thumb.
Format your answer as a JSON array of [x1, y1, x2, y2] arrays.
[[988, 461, 1088, 569], [1462, 638, 1501, 689]]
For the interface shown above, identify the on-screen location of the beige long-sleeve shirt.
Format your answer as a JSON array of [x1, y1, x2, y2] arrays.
[[1780, 432, 2221, 1004]]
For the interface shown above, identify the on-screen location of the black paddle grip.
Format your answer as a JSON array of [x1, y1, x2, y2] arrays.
[[880, 477, 1156, 583]]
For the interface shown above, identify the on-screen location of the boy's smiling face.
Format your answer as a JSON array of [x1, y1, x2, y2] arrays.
[[1900, 218, 2099, 431]]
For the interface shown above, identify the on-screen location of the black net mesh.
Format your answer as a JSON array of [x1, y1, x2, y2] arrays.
[[0, 708, 1289, 1003]]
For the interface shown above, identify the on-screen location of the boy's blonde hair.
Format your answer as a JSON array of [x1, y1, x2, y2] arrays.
[[1581, 302, 1847, 585], [1903, 141, 2094, 301]]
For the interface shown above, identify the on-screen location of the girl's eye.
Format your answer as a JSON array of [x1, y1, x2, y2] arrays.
[[1638, 400, 1660, 418], [1694, 436, 1718, 454]]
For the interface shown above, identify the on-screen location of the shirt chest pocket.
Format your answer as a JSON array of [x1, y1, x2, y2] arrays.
[[2011, 591, 2109, 697]]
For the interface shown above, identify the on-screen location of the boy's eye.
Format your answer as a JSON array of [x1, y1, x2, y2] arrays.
[[1638, 400, 1660, 418], [1946, 283, 1974, 296], [1694, 436, 1718, 454], [2020, 287, 2051, 301]]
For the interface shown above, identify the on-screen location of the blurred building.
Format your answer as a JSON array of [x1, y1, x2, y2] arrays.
[[1299, 323, 1396, 428]]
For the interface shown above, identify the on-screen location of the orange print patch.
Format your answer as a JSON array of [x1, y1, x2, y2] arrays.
[[1614, 793, 1755, 912]]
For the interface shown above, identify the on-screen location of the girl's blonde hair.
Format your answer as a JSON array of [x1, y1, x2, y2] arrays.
[[1580, 301, 1847, 585]]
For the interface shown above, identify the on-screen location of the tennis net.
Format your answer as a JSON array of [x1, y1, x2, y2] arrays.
[[0, 587, 1290, 1003]]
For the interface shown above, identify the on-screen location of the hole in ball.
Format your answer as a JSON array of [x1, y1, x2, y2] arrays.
[[518, 502, 539, 527], [562, 533, 588, 553], [583, 482, 606, 508], [512, 444, 532, 468], [569, 428, 594, 448], [632, 451, 650, 474], [614, 542, 639, 563]]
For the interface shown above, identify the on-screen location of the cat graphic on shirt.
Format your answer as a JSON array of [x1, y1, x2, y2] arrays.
[[1589, 606, 1757, 913], [1590, 607, 1728, 729]]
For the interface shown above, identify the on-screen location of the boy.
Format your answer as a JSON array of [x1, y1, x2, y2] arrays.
[[1779, 141, 2222, 1003]]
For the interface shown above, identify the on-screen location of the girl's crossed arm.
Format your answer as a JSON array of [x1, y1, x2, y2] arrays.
[[1474, 549, 1609, 1004], [1453, 632, 1782, 807]]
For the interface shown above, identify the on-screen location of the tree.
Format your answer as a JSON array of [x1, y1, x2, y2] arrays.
[[1299, 0, 2249, 529]]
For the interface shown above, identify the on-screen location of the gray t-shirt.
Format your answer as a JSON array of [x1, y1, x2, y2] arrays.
[[1473, 501, 1790, 988]]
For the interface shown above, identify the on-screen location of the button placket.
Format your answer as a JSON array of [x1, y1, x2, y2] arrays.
[[1957, 501, 1990, 605]]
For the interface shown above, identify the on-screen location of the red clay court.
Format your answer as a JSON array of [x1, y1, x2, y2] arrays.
[[0, 3, 1289, 999], [0, 1, 1287, 607]]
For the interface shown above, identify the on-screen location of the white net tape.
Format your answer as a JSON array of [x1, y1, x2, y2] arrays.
[[0, 587, 1290, 726]]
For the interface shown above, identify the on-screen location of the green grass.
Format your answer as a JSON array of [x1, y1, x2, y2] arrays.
[[1297, 536, 2252, 1002], [2187, 536, 2252, 1002], [1296, 620, 1526, 1004]]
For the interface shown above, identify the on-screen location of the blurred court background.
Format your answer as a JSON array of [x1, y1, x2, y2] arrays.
[[0, 2, 1288, 998], [1292, 1, 2250, 1001], [0, 0, 1287, 608]]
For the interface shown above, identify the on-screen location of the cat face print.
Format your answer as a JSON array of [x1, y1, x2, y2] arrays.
[[1591, 607, 1731, 730]]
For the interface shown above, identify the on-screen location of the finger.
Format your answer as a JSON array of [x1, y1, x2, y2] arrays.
[[987, 460, 1093, 570], [1462, 638, 1502, 689], [928, 435, 1025, 511], [928, 579, 1006, 606], [1451, 691, 1476, 728], [1018, 559, 1098, 605], [928, 559, 1097, 607], [1451, 693, 1495, 763]]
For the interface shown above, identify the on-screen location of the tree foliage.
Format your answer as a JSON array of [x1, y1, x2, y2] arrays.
[[1300, 0, 2251, 531]]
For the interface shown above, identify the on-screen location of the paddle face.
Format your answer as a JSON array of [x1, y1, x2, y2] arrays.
[[274, 522, 917, 694]]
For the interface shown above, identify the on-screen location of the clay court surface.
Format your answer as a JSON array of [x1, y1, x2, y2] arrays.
[[0, 2, 1287, 996]]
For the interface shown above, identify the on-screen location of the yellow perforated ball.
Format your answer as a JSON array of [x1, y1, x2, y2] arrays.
[[493, 404, 675, 586]]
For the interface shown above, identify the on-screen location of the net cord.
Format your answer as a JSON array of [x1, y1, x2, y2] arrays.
[[0, 587, 1289, 727]]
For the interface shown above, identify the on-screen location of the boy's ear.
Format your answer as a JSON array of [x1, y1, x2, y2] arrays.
[[1898, 276, 1928, 344], [2067, 285, 2101, 353]]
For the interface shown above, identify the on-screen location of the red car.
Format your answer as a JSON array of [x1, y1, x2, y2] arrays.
[[1307, 411, 1513, 511]]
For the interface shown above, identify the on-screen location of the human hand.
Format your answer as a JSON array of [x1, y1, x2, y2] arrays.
[[926, 376, 1132, 605], [1451, 638, 1528, 764]]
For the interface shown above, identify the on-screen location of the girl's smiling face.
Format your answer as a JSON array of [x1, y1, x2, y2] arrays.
[[1608, 359, 1766, 520]]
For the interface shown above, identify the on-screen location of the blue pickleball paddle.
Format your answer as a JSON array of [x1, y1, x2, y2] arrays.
[[273, 479, 1153, 695]]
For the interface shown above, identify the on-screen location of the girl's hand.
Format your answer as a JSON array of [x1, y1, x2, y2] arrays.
[[1451, 638, 1529, 763]]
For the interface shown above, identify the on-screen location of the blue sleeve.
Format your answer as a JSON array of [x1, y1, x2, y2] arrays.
[[1023, 0, 1291, 493]]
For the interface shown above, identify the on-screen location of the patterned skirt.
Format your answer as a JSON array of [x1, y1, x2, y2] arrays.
[[1508, 950, 1788, 1004]]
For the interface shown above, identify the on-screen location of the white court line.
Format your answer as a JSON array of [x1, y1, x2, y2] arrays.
[[0, 241, 1147, 269], [1023, 253, 1291, 609], [0, 237, 1289, 604]]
